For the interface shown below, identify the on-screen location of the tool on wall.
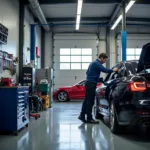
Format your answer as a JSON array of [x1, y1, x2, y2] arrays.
[[0, 50, 17, 75]]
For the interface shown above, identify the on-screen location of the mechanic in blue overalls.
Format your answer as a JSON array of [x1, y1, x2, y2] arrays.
[[78, 53, 118, 124]]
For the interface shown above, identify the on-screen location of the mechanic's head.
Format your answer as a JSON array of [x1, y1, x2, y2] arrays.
[[98, 53, 108, 64]]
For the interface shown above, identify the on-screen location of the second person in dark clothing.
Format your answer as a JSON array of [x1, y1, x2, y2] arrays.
[[78, 53, 118, 124]]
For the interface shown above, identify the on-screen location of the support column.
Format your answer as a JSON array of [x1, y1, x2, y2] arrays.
[[106, 27, 110, 68], [41, 27, 45, 68], [121, 1, 127, 61], [19, 2, 25, 83], [30, 24, 36, 67]]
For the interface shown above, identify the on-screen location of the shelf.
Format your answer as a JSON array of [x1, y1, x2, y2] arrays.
[[0, 40, 7, 45], [0, 55, 12, 61], [0, 30, 8, 37]]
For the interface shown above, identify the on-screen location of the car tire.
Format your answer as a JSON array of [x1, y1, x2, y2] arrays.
[[57, 91, 69, 102], [110, 101, 122, 134]]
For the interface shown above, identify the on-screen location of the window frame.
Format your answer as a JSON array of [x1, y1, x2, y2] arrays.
[[60, 48, 92, 70], [126, 48, 142, 61]]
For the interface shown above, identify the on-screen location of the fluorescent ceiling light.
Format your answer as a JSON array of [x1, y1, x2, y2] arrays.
[[126, 0, 135, 13], [76, 24, 80, 30], [76, 0, 83, 30], [111, 15, 122, 30], [77, 0, 83, 15], [111, 0, 136, 30], [76, 14, 81, 24]]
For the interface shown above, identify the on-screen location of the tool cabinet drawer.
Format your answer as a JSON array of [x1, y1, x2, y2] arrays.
[[18, 99, 25, 103], [17, 116, 24, 127], [18, 111, 25, 118]]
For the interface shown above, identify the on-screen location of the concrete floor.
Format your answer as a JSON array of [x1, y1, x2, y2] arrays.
[[0, 102, 150, 150]]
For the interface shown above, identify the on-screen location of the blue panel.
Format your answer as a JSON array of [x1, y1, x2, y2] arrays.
[[30, 24, 36, 61], [0, 87, 29, 132], [121, 31, 127, 61]]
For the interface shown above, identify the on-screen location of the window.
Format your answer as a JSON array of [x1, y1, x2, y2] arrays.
[[125, 62, 135, 76], [126, 48, 142, 61], [104, 63, 124, 82], [60, 48, 92, 70]]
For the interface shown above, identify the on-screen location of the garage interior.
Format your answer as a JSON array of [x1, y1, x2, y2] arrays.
[[0, 0, 150, 150]]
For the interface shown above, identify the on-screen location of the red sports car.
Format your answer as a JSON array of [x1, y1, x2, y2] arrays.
[[53, 80, 101, 102]]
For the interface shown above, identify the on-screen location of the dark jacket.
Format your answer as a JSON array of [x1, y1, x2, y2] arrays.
[[86, 59, 113, 83]]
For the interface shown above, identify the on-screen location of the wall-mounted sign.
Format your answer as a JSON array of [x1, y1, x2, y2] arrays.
[[36, 47, 40, 58]]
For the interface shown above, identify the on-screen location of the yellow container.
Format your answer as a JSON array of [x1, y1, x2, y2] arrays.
[[40, 95, 50, 109]]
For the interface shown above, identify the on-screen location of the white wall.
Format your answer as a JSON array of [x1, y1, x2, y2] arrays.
[[53, 33, 98, 89], [51, 26, 117, 67], [0, 2, 42, 81], [24, 6, 42, 69], [45, 32, 53, 68], [44, 27, 117, 85], [36, 26, 41, 68], [117, 26, 150, 62], [44, 25, 150, 88], [0, 0, 19, 80], [24, 7, 34, 66]]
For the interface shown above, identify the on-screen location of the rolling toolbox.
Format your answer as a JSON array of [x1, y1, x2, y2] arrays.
[[0, 86, 29, 135]]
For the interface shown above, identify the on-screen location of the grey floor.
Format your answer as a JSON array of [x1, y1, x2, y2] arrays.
[[0, 102, 150, 150]]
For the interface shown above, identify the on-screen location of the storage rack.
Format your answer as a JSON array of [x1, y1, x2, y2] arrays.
[[0, 23, 8, 45]]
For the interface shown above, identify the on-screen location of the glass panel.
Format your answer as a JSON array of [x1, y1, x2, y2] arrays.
[[82, 63, 90, 70], [136, 48, 142, 55], [136, 56, 140, 60], [71, 63, 81, 70], [60, 56, 70, 62], [71, 56, 81, 62], [127, 48, 135, 55], [82, 48, 92, 55], [146, 69, 150, 73], [82, 56, 92, 62], [125, 62, 135, 75], [71, 48, 81, 55], [60, 49, 70, 55], [60, 63, 70, 70], [127, 55, 135, 60]]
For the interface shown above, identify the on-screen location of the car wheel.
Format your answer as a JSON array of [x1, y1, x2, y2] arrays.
[[57, 91, 69, 102], [110, 101, 121, 134], [94, 99, 103, 119]]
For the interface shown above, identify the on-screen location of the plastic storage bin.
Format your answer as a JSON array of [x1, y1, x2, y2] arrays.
[[39, 84, 50, 92]]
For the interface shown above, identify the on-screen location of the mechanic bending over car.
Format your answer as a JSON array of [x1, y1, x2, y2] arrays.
[[78, 53, 118, 124]]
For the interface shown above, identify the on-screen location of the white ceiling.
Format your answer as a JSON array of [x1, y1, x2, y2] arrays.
[[41, 4, 116, 18], [41, 4, 77, 18], [127, 4, 150, 18], [82, 4, 115, 17], [40, 3, 150, 25]]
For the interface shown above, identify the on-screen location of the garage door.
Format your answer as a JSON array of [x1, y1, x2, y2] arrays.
[[53, 34, 98, 90], [117, 34, 150, 62]]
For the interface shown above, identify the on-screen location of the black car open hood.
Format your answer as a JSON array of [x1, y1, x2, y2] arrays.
[[137, 43, 150, 73]]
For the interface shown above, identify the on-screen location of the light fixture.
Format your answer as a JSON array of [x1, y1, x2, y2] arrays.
[[126, 0, 135, 13], [76, 0, 83, 30], [76, 24, 80, 30], [76, 14, 81, 24], [111, 15, 123, 30], [111, 0, 136, 30], [77, 0, 83, 15]]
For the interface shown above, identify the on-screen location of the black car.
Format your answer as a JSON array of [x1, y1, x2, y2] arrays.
[[94, 43, 150, 134]]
